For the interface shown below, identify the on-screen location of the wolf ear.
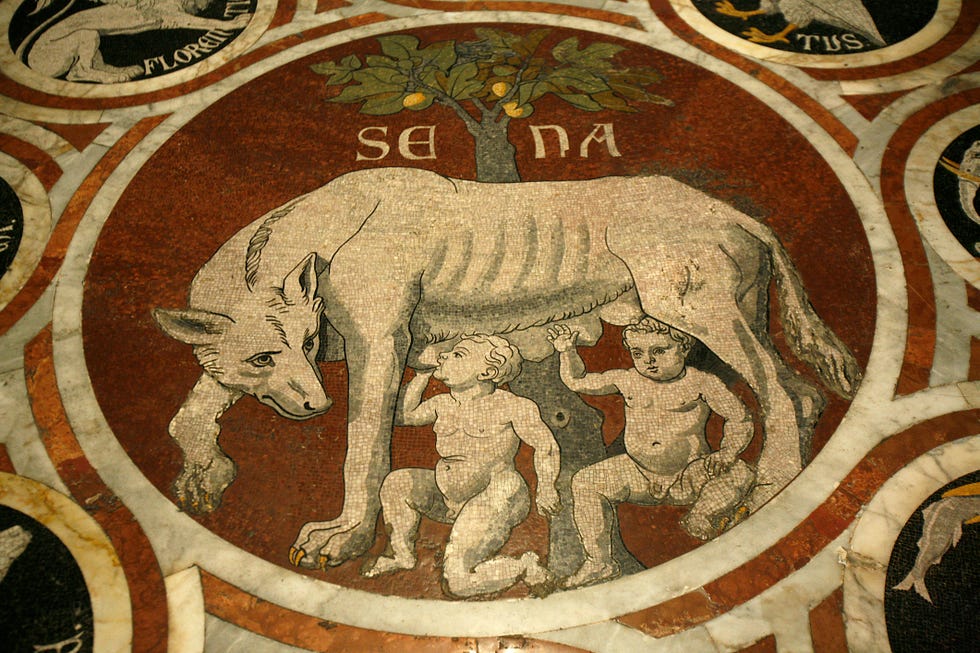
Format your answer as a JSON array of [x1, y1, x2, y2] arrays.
[[153, 308, 234, 345], [282, 253, 319, 305]]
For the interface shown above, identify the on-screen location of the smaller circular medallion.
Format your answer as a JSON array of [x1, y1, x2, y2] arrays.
[[0, 175, 23, 281], [0, 504, 94, 653], [885, 471, 980, 653], [933, 126, 980, 260]]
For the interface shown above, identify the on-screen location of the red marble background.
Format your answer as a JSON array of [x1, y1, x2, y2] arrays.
[[82, 24, 875, 599]]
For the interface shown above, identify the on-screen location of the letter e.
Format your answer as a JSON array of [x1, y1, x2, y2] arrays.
[[398, 126, 437, 160]]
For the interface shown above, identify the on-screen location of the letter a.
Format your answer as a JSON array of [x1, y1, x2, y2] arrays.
[[580, 124, 621, 158]]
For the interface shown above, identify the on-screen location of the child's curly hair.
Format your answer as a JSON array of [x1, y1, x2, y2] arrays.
[[622, 317, 695, 351], [465, 334, 523, 385]]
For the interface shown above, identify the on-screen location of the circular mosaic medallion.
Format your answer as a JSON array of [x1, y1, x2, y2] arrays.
[[55, 17, 893, 635], [0, 504, 94, 653], [906, 106, 980, 287], [0, 175, 23, 280], [933, 126, 980, 259], [0, 0, 274, 97], [885, 471, 980, 653], [672, 0, 955, 69]]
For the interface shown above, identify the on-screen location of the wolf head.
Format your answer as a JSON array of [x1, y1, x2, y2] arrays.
[[154, 253, 332, 420]]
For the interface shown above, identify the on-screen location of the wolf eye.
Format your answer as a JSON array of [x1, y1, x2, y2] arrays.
[[246, 353, 276, 368], [303, 337, 316, 353]]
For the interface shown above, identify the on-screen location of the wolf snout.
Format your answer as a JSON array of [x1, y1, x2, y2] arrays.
[[306, 395, 333, 414], [295, 393, 332, 416], [261, 393, 332, 419]]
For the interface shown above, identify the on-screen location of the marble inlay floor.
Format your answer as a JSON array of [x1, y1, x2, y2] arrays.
[[0, 1, 977, 651]]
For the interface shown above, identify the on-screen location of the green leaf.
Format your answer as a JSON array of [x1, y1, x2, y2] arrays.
[[577, 42, 624, 67], [446, 61, 480, 99], [607, 68, 663, 86], [552, 37, 624, 70], [331, 83, 393, 103], [591, 91, 635, 112], [365, 54, 398, 69], [355, 67, 409, 85], [516, 81, 534, 106], [493, 65, 519, 76], [514, 80, 556, 106], [310, 61, 340, 75], [556, 93, 603, 111], [545, 68, 609, 94], [310, 56, 362, 85], [472, 28, 510, 52], [509, 29, 550, 57], [608, 81, 673, 106], [418, 68, 441, 87], [325, 71, 353, 85], [378, 34, 420, 61], [340, 54, 361, 70], [608, 80, 647, 101], [329, 68, 407, 103], [644, 93, 674, 106], [420, 41, 457, 72], [551, 37, 581, 63], [360, 92, 409, 115]]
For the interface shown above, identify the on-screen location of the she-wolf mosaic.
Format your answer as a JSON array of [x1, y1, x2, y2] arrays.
[[0, 0, 977, 651]]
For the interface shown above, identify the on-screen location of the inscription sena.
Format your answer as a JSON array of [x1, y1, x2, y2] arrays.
[[355, 123, 622, 161]]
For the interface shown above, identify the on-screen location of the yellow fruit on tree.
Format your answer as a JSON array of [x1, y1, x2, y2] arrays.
[[403, 92, 426, 107], [502, 101, 524, 117], [492, 82, 510, 97]]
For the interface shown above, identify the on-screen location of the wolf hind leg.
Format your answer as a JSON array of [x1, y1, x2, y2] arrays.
[[612, 243, 803, 511]]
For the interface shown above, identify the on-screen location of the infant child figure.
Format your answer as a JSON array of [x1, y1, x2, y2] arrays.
[[549, 317, 756, 588], [362, 335, 561, 598]]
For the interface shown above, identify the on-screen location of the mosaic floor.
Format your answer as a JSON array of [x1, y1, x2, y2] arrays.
[[0, 1, 978, 651]]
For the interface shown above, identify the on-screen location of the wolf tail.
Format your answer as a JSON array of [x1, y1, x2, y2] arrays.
[[742, 220, 862, 399]]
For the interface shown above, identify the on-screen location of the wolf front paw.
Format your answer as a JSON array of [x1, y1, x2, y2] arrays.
[[173, 452, 237, 514], [290, 515, 376, 569]]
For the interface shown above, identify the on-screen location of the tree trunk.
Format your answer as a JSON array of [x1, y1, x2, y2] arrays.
[[466, 116, 643, 578], [470, 121, 520, 183], [510, 356, 644, 579]]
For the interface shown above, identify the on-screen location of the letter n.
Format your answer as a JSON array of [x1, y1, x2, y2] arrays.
[[529, 125, 569, 159]]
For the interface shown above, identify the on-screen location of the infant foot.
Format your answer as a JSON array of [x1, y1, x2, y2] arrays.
[[563, 558, 620, 589], [521, 552, 557, 597], [361, 555, 415, 577]]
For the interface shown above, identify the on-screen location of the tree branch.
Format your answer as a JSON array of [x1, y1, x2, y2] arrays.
[[489, 58, 532, 122], [411, 76, 482, 132]]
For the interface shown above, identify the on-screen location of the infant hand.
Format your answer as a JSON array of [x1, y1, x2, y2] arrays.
[[705, 449, 738, 477], [537, 487, 561, 517], [546, 324, 579, 352]]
